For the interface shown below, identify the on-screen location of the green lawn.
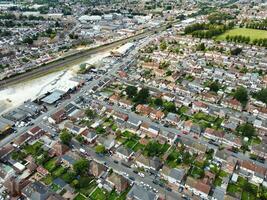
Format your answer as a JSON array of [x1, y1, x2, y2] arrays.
[[24, 141, 43, 156], [41, 175, 53, 185], [76, 180, 97, 197], [74, 193, 87, 200], [216, 28, 267, 41], [52, 166, 66, 177], [90, 188, 107, 200], [44, 158, 58, 172]]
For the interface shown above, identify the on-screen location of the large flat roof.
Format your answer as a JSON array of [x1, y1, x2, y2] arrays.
[[41, 90, 65, 104]]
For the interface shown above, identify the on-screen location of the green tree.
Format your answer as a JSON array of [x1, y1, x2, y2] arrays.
[[163, 102, 176, 113], [236, 123, 255, 139], [209, 81, 221, 92], [233, 86, 248, 106], [253, 88, 267, 104], [154, 98, 163, 107], [73, 159, 89, 175], [95, 145, 106, 154], [134, 88, 150, 104], [196, 43, 205, 51], [60, 130, 72, 145], [85, 108, 96, 119], [160, 41, 167, 51], [125, 85, 137, 98]]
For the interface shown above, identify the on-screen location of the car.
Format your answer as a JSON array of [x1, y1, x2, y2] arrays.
[[152, 180, 158, 185], [159, 182, 164, 187], [133, 170, 138, 174], [166, 187, 172, 192], [113, 160, 119, 164], [138, 172, 145, 178], [178, 187, 183, 193], [129, 176, 135, 181]]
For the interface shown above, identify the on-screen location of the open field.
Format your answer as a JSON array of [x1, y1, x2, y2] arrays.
[[216, 28, 267, 41]]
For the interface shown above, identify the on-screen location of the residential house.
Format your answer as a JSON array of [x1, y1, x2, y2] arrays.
[[165, 113, 180, 126], [161, 166, 186, 186], [239, 160, 267, 184], [150, 110, 165, 120], [81, 130, 98, 143], [97, 136, 116, 150], [135, 155, 162, 171], [181, 137, 207, 155], [22, 181, 51, 200], [116, 146, 134, 161], [48, 109, 66, 124], [192, 101, 208, 113], [185, 177, 211, 200], [107, 173, 129, 193], [221, 98, 242, 111], [140, 122, 160, 138], [251, 143, 267, 159], [127, 184, 158, 200], [136, 104, 152, 116], [222, 133, 242, 148], [126, 116, 142, 131], [90, 160, 107, 177], [61, 151, 80, 169], [64, 122, 88, 135], [0, 163, 15, 182], [27, 126, 46, 142], [203, 128, 224, 142], [50, 142, 69, 157], [183, 120, 193, 133]]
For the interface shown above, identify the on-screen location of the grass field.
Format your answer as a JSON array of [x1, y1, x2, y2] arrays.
[[216, 28, 267, 41]]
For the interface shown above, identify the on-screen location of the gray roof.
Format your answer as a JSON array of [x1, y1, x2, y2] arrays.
[[127, 116, 142, 126], [212, 187, 225, 200], [42, 90, 65, 104], [22, 181, 50, 200], [127, 185, 157, 200], [116, 146, 133, 157], [169, 168, 185, 182]]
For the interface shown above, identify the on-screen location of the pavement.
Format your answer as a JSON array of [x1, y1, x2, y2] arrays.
[[71, 139, 186, 200]]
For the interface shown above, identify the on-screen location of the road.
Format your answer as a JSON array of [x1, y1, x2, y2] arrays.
[[0, 34, 154, 148], [0, 21, 173, 88], [71, 139, 185, 200]]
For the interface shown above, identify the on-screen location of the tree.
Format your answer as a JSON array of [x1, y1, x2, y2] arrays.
[[95, 145, 106, 154], [230, 47, 242, 55], [253, 88, 267, 104], [60, 130, 72, 145], [73, 159, 89, 175], [125, 85, 137, 98], [154, 98, 163, 107], [196, 43, 205, 51], [163, 102, 176, 113], [62, 171, 76, 183], [236, 123, 255, 139], [160, 41, 167, 51], [233, 86, 248, 106], [209, 81, 221, 93], [145, 141, 161, 157], [134, 88, 150, 104], [85, 108, 96, 119]]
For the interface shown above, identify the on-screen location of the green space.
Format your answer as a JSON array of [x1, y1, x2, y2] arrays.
[[216, 28, 267, 41], [226, 176, 258, 200], [192, 112, 223, 129], [143, 141, 170, 158], [74, 193, 87, 200], [90, 187, 107, 200], [118, 131, 144, 152], [76, 179, 97, 197], [44, 158, 58, 172]]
